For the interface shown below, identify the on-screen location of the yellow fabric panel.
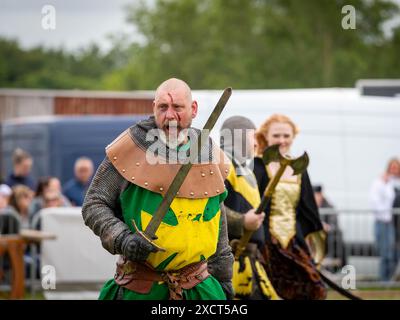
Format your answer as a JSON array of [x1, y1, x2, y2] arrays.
[[254, 260, 280, 300], [232, 257, 253, 296], [269, 179, 301, 249], [141, 197, 220, 270], [226, 164, 261, 209], [305, 230, 327, 266]]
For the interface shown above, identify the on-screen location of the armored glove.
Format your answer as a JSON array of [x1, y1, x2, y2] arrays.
[[220, 281, 235, 300], [121, 232, 158, 262]]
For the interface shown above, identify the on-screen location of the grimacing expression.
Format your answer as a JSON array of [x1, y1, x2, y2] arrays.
[[153, 89, 198, 138], [266, 122, 294, 154]]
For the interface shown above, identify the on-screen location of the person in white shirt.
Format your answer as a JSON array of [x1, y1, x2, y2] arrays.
[[369, 158, 400, 280]]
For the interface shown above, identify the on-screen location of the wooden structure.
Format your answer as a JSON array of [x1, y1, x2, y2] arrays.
[[0, 89, 154, 122], [0, 230, 56, 299]]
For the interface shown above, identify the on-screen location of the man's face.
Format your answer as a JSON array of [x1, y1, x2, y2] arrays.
[[153, 88, 198, 144], [75, 161, 94, 184], [15, 158, 33, 177]]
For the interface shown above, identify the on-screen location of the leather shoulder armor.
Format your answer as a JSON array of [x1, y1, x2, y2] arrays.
[[106, 129, 231, 199]]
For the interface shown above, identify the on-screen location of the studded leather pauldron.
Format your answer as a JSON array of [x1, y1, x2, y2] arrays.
[[106, 130, 231, 199]]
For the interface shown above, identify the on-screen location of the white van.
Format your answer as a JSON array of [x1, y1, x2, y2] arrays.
[[192, 88, 400, 251]]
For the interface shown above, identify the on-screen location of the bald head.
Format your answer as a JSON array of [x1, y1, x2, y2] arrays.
[[155, 78, 192, 103], [153, 78, 198, 142]]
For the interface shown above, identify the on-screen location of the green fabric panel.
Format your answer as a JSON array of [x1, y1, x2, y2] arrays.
[[155, 252, 178, 271], [183, 276, 226, 300], [98, 279, 120, 300], [98, 276, 226, 300], [120, 184, 178, 231]]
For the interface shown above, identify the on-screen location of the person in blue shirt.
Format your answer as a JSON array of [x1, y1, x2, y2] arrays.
[[5, 148, 36, 191], [63, 157, 94, 206]]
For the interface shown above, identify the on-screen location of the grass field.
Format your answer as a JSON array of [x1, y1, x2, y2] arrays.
[[1, 289, 400, 300], [327, 288, 400, 300]]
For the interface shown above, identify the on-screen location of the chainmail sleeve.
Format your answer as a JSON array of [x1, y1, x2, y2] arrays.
[[207, 203, 234, 283], [224, 206, 244, 239], [82, 157, 131, 255]]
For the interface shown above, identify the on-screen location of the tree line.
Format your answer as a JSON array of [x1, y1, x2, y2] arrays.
[[1, 0, 399, 90]]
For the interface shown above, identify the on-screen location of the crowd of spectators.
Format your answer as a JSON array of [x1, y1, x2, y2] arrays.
[[0, 148, 94, 281]]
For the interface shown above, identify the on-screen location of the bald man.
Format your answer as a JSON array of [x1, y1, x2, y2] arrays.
[[82, 78, 234, 300]]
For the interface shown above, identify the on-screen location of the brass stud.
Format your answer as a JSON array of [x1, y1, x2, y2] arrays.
[[136, 162, 140, 166], [113, 156, 117, 161], [210, 171, 214, 175], [131, 177, 135, 181], [159, 187, 164, 192], [177, 191, 180, 195], [190, 192, 194, 196], [122, 169, 126, 173], [204, 191, 208, 196], [144, 182, 149, 186], [225, 169, 229, 173], [201, 173, 206, 177], [216, 189, 220, 194]]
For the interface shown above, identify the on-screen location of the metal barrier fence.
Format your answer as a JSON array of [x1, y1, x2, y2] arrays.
[[2, 207, 400, 296], [320, 208, 400, 287]]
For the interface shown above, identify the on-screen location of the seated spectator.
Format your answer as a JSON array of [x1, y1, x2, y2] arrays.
[[8, 185, 34, 229], [63, 157, 94, 206], [0, 184, 19, 235], [29, 176, 71, 221], [0, 184, 12, 210], [5, 148, 36, 191], [42, 190, 64, 209]]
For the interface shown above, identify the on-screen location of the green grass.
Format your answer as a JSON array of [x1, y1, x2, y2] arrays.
[[327, 289, 400, 300]]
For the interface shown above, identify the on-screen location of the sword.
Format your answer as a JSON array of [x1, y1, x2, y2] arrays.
[[132, 88, 232, 252]]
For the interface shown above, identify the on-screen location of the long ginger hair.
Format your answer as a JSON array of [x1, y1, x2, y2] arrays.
[[255, 114, 299, 156]]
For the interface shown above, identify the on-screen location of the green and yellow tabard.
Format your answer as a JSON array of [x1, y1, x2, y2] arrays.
[[98, 129, 232, 300]]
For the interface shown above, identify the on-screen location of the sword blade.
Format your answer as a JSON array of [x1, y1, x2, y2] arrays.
[[144, 87, 232, 238]]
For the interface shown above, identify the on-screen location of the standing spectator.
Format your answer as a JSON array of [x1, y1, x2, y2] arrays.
[[5, 148, 36, 191], [63, 157, 94, 206], [391, 158, 400, 267], [8, 185, 34, 229], [369, 158, 400, 281]]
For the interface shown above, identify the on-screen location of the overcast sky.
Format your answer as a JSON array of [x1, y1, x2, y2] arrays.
[[0, 0, 137, 51], [1, 0, 400, 52]]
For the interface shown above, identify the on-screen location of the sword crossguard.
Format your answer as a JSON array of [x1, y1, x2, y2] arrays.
[[131, 219, 166, 252]]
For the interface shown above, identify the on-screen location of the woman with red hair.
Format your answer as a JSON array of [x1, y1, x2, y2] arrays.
[[253, 114, 327, 300]]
